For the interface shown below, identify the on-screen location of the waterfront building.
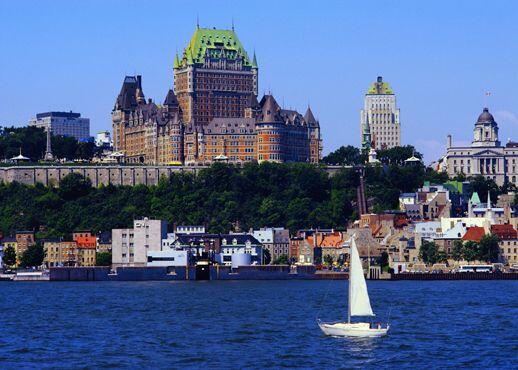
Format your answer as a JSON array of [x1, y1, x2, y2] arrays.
[[44, 241, 78, 267], [15, 231, 35, 265], [360, 76, 401, 150], [440, 107, 518, 186], [214, 234, 263, 266], [112, 27, 321, 165], [433, 222, 467, 256], [252, 227, 290, 264], [492, 224, 518, 264], [112, 218, 168, 268], [29, 111, 90, 141]]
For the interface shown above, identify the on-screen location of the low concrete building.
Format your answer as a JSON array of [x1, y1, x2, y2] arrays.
[[147, 250, 189, 267], [112, 218, 167, 267]]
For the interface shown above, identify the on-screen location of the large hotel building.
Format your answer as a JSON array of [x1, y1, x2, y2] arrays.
[[112, 27, 321, 165], [360, 76, 401, 150]]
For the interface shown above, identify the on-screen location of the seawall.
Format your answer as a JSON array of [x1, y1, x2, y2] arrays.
[[391, 272, 518, 280], [49, 265, 331, 281]]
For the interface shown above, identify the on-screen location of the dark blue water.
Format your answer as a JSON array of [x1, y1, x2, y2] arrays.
[[0, 281, 517, 369]]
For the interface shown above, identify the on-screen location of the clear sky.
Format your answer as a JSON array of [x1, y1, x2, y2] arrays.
[[1, 0, 517, 163]]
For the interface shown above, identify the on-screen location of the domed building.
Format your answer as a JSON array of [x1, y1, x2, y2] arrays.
[[441, 107, 518, 186]]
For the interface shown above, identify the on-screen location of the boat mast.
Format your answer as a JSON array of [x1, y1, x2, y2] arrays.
[[348, 240, 352, 323]]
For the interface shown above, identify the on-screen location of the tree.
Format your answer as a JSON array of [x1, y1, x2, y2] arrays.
[[59, 173, 92, 200], [322, 145, 366, 165], [3, 246, 16, 268], [377, 251, 389, 269], [263, 249, 272, 265], [452, 240, 463, 261], [462, 241, 479, 262], [377, 145, 422, 166], [20, 244, 45, 268], [323, 254, 334, 266], [478, 234, 500, 263], [272, 254, 289, 265], [419, 240, 441, 265], [95, 251, 112, 266]]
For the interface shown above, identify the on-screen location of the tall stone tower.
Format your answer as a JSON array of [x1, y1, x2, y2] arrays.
[[360, 76, 401, 150], [173, 27, 258, 125]]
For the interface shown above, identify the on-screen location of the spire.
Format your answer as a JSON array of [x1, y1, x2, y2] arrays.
[[252, 51, 258, 69], [196, 14, 199, 29], [44, 126, 54, 161], [173, 53, 180, 69], [304, 106, 318, 127]]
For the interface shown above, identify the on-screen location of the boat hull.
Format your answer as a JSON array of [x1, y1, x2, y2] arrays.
[[318, 321, 389, 337]]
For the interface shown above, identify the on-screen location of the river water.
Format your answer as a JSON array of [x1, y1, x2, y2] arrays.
[[0, 280, 516, 369]]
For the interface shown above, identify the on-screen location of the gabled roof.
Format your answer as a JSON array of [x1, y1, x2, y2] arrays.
[[491, 224, 517, 240], [462, 226, 486, 242], [257, 95, 283, 124], [304, 106, 319, 127], [164, 89, 179, 106]]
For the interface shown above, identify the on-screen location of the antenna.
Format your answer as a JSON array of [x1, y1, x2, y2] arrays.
[[196, 14, 200, 29], [232, 18, 235, 31], [484, 91, 491, 108]]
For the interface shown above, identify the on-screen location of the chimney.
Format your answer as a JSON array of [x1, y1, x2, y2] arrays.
[[447, 135, 452, 149], [377, 76, 382, 83], [136, 75, 142, 89]]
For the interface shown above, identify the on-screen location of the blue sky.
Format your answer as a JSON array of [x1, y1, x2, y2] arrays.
[[1, 0, 517, 163]]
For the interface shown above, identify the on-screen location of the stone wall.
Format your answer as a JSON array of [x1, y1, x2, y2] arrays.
[[0, 165, 348, 187], [0, 166, 204, 187]]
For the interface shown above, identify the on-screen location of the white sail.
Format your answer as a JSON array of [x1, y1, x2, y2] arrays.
[[349, 239, 374, 317]]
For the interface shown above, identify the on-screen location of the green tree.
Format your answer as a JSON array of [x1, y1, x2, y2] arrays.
[[322, 145, 366, 165], [419, 240, 440, 265], [377, 145, 422, 166], [20, 244, 45, 268], [452, 240, 463, 261], [478, 234, 500, 263], [3, 246, 17, 267], [95, 251, 112, 266], [462, 241, 479, 262], [272, 254, 289, 265], [377, 251, 389, 269], [59, 173, 92, 200]]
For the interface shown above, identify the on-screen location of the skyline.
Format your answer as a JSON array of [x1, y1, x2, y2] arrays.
[[1, 0, 518, 163]]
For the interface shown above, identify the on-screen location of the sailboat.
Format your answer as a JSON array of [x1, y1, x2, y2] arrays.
[[318, 238, 389, 337]]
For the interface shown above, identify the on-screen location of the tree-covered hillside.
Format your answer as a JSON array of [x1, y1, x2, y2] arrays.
[[0, 159, 456, 238]]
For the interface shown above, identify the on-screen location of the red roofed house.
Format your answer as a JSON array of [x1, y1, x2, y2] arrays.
[[491, 224, 518, 265], [462, 226, 486, 243], [74, 235, 97, 266]]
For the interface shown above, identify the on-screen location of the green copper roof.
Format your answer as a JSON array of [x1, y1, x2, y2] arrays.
[[177, 27, 254, 68], [367, 77, 394, 94], [470, 192, 481, 204], [173, 53, 180, 69]]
